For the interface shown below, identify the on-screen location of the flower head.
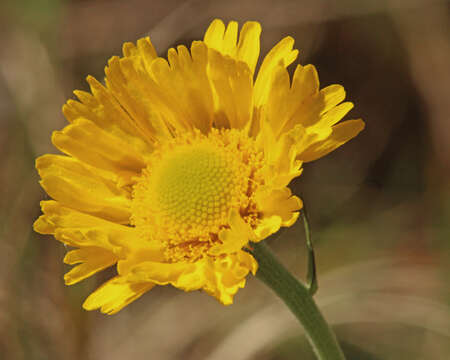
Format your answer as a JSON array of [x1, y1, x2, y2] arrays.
[[34, 19, 364, 314]]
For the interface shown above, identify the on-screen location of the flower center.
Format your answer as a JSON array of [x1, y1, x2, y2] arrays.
[[155, 145, 238, 230], [131, 129, 264, 260]]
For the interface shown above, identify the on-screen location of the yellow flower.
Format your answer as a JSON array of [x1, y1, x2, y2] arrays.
[[34, 19, 364, 314]]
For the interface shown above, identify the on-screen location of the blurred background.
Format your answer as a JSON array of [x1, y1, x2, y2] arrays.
[[1, 0, 449, 359]]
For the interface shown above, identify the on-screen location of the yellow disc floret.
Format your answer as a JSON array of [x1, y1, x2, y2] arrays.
[[131, 129, 264, 261], [155, 144, 238, 231]]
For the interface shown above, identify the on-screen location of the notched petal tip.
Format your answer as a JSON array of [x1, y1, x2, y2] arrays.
[[253, 187, 303, 241], [63, 247, 118, 285], [211, 210, 256, 256], [300, 118, 365, 162], [204, 19, 226, 44]]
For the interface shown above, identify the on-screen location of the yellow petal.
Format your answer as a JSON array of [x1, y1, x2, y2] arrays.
[[54, 228, 124, 256], [222, 21, 238, 55], [36, 155, 131, 223], [299, 119, 365, 162], [63, 247, 117, 285], [290, 84, 346, 129], [172, 260, 210, 292], [315, 101, 354, 128], [275, 64, 320, 135], [255, 187, 303, 229], [208, 49, 253, 129], [203, 252, 257, 305], [299, 125, 333, 154], [122, 36, 158, 74], [253, 216, 283, 241], [236, 250, 258, 275], [63, 76, 155, 155], [204, 19, 226, 51], [52, 117, 147, 185], [204, 19, 261, 74], [254, 36, 298, 107], [291, 64, 320, 102], [261, 64, 321, 139], [209, 209, 255, 256], [319, 85, 347, 115], [236, 21, 261, 74], [34, 201, 148, 256], [122, 251, 257, 306], [83, 276, 155, 315], [258, 121, 303, 188], [155, 42, 214, 132], [126, 261, 196, 285], [109, 41, 215, 134], [33, 201, 156, 286], [264, 65, 291, 137], [116, 243, 169, 275], [262, 63, 352, 145], [34, 200, 110, 234], [105, 55, 178, 139]]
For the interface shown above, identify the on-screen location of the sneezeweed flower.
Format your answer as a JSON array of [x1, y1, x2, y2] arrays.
[[34, 19, 364, 315]]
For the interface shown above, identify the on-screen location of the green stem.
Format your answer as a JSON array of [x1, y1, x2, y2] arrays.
[[250, 241, 345, 360]]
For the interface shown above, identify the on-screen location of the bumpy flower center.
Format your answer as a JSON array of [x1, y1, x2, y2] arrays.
[[131, 129, 264, 260], [155, 145, 238, 231]]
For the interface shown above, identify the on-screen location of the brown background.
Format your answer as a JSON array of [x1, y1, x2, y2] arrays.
[[1, 0, 449, 359]]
